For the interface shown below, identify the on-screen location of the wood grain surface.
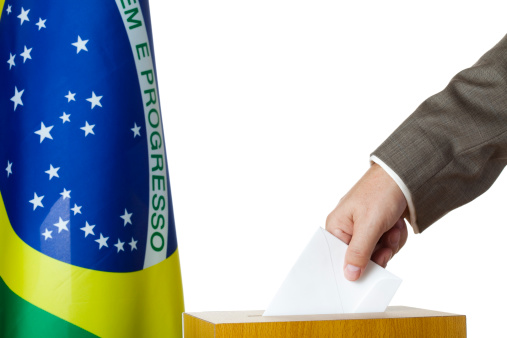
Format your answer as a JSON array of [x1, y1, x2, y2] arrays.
[[183, 306, 466, 338]]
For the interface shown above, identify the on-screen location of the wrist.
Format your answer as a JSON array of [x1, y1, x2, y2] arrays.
[[369, 163, 408, 223], [370, 156, 419, 233]]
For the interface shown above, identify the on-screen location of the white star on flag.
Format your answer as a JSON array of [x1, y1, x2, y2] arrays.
[[17, 7, 30, 25], [20, 46, 32, 63], [5, 161, 13, 177], [42, 228, 52, 240], [129, 237, 138, 251], [6, 5, 12, 15], [10, 86, 24, 111], [34, 122, 54, 143], [131, 123, 141, 138], [114, 239, 125, 253], [45, 164, 60, 180], [71, 203, 82, 215], [80, 121, 95, 136], [72, 36, 89, 54], [120, 209, 133, 226], [95, 233, 109, 249], [60, 112, 71, 123], [65, 91, 76, 102], [36, 18, 46, 30], [80, 222, 95, 238], [60, 188, 71, 199], [53, 217, 69, 233], [29, 192, 44, 210], [7, 53, 15, 70], [86, 92, 102, 109]]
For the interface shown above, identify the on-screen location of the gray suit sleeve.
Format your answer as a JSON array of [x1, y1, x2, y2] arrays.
[[372, 34, 507, 233]]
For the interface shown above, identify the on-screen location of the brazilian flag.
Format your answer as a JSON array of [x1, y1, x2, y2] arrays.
[[0, 1, 184, 336]]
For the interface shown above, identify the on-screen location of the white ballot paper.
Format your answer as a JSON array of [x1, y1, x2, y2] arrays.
[[263, 227, 402, 316]]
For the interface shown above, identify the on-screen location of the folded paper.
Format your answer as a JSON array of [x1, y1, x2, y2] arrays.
[[263, 227, 402, 316]]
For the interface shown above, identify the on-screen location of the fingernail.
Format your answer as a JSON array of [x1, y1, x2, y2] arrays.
[[333, 228, 343, 237], [344, 264, 361, 281], [390, 230, 400, 246]]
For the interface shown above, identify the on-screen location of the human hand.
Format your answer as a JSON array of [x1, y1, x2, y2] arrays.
[[326, 163, 409, 281]]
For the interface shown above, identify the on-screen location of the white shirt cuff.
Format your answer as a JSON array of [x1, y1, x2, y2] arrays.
[[370, 155, 420, 234]]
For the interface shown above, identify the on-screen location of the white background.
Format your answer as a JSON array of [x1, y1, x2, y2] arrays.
[[150, 1, 507, 337]]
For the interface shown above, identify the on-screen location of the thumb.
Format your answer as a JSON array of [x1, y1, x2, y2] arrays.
[[343, 224, 382, 281]]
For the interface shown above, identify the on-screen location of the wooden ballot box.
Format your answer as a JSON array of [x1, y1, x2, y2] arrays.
[[183, 306, 466, 337]]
